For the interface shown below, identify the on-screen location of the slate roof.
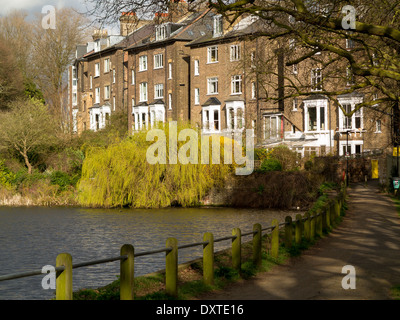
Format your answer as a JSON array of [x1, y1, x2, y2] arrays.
[[125, 9, 211, 51], [202, 97, 221, 106]]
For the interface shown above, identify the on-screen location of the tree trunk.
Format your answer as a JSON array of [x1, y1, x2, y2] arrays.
[[21, 151, 32, 175]]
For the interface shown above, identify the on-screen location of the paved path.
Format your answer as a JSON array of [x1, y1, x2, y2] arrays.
[[199, 182, 400, 300]]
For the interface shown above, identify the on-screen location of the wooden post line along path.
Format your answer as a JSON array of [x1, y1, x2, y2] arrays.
[[0, 188, 346, 300]]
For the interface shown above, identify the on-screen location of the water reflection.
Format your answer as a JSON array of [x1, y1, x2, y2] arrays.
[[0, 206, 300, 300]]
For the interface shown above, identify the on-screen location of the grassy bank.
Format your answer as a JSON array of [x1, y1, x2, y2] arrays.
[[72, 185, 345, 300]]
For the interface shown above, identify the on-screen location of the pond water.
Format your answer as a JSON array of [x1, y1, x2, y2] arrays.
[[0, 206, 300, 300]]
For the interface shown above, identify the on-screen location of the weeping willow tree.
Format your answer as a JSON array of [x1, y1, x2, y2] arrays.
[[77, 122, 242, 208]]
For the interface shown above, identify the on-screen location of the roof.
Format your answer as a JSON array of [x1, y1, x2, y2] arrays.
[[150, 99, 165, 105], [125, 9, 211, 51], [303, 94, 329, 101], [202, 97, 221, 106], [186, 13, 268, 47], [84, 24, 155, 59], [337, 92, 365, 99]]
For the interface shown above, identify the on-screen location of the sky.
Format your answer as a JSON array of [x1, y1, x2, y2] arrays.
[[0, 0, 87, 17], [0, 0, 120, 34]]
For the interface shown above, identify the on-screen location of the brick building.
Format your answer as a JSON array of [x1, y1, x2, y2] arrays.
[[67, 5, 394, 158]]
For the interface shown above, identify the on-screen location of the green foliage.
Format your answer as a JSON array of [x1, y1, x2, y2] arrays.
[[50, 171, 77, 191], [304, 160, 313, 171], [77, 123, 236, 208], [24, 78, 45, 104], [254, 148, 271, 162], [256, 145, 299, 172], [268, 145, 298, 171], [0, 160, 16, 190], [259, 158, 282, 172]]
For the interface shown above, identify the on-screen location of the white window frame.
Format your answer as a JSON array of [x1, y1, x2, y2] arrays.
[[112, 69, 116, 83], [303, 99, 329, 132], [207, 46, 218, 63], [104, 58, 110, 73], [230, 45, 241, 61], [155, 25, 167, 41], [154, 83, 164, 99], [154, 53, 163, 69], [89, 75, 93, 89], [168, 93, 172, 110], [168, 63, 172, 79], [339, 140, 363, 156], [194, 59, 199, 76], [311, 68, 322, 91], [292, 98, 299, 111], [131, 69, 135, 85], [231, 75, 242, 95], [226, 100, 245, 131], [95, 63, 100, 77], [104, 85, 110, 100], [113, 96, 116, 111], [139, 82, 148, 102], [95, 87, 100, 104], [251, 82, 256, 99], [139, 55, 147, 72], [338, 97, 364, 132], [263, 114, 281, 140], [376, 120, 382, 133], [194, 88, 200, 105], [202, 105, 221, 132], [207, 77, 218, 95], [213, 15, 223, 37]]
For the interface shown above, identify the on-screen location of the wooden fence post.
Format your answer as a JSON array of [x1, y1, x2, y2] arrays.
[[335, 199, 341, 218], [303, 212, 310, 241], [253, 223, 262, 267], [120, 244, 134, 300], [203, 232, 214, 286], [295, 214, 303, 244], [284, 216, 293, 248], [316, 210, 323, 237], [325, 202, 331, 230], [232, 228, 241, 272], [310, 213, 315, 241], [270, 219, 279, 258], [56, 253, 72, 300], [330, 201, 335, 226], [321, 206, 327, 232], [166, 237, 178, 297]]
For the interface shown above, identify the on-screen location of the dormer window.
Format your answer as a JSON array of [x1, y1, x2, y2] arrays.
[[155, 24, 167, 41], [95, 39, 101, 52], [213, 15, 223, 37]]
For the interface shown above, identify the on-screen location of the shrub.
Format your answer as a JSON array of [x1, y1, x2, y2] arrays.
[[269, 145, 298, 171], [50, 171, 74, 191], [0, 160, 16, 190], [259, 158, 282, 172]]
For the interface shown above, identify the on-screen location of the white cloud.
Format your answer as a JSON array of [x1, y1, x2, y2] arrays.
[[0, 0, 87, 17]]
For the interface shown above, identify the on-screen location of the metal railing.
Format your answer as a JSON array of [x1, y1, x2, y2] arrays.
[[0, 187, 346, 300]]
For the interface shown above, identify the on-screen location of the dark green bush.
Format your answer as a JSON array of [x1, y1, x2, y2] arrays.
[[259, 158, 282, 172], [50, 171, 74, 190]]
